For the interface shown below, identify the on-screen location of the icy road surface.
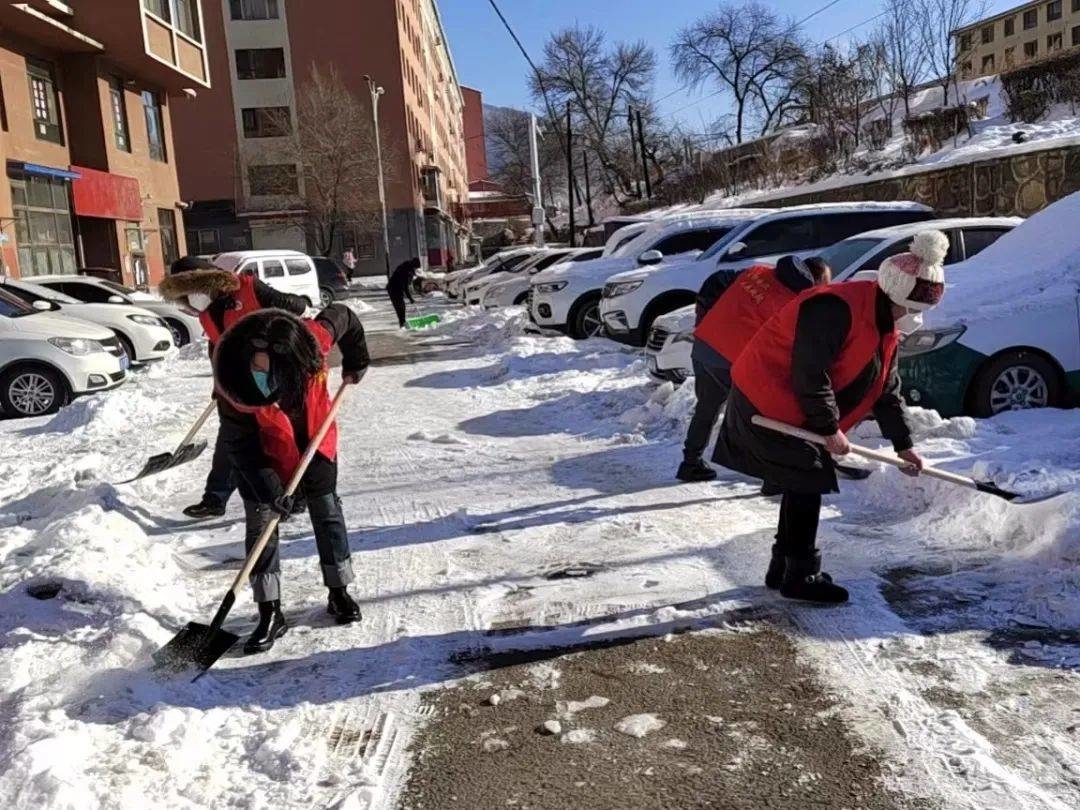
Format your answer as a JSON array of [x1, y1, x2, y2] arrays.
[[1, 292, 1079, 809]]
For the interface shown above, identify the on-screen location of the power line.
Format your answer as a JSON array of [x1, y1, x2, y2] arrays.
[[485, 0, 558, 124]]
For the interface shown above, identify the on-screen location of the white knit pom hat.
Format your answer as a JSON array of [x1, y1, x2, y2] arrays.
[[877, 230, 948, 312]]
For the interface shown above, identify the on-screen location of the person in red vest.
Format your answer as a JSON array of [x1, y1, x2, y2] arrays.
[[213, 304, 369, 653], [678, 255, 832, 482], [713, 230, 950, 604], [160, 257, 308, 519]]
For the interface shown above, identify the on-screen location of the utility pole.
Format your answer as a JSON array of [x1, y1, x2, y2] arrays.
[[582, 150, 594, 227], [628, 108, 641, 198], [636, 109, 651, 199], [565, 101, 574, 247], [528, 113, 545, 248], [363, 74, 391, 278]]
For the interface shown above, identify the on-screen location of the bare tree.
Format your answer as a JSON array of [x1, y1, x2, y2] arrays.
[[878, 0, 927, 122], [266, 64, 388, 257], [917, 0, 986, 108], [670, 2, 807, 144]]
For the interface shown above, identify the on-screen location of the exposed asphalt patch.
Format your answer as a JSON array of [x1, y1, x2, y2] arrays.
[[402, 628, 925, 810]]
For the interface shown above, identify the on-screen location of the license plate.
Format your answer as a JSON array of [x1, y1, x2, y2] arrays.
[[120, 354, 131, 371]]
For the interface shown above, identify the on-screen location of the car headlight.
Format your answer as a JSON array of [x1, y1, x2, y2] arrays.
[[535, 281, 568, 293], [128, 314, 162, 326], [673, 329, 695, 344], [603, 280, 643, 298], [48, 337, 104, 356], [899, 325, 966, 357]]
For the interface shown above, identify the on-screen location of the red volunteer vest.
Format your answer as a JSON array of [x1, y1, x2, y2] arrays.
[[694, 264, 795, 363], [199, 274, 262, 343], [242, 320, 338, 482], [733, 281, 899, 433]]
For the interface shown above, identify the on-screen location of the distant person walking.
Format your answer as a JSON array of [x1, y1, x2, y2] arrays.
[[388, 257, 421, 328], [677, 256, 832, 483]]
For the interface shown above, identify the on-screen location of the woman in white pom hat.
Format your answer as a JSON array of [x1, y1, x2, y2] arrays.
[[712, 230, 950, 604]]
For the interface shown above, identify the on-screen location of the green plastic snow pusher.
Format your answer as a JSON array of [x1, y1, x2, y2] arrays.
[[406, 313, 441, 330]]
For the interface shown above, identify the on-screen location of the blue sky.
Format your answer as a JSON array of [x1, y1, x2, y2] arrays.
[[440, 0, 1020, 132]]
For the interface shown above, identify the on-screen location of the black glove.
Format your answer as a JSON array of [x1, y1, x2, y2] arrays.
[[270, 494, 294, 521]]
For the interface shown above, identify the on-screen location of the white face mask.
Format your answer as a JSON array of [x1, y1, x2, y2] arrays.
[[896, 310, 924, 335], [187, 293, 212, 312]]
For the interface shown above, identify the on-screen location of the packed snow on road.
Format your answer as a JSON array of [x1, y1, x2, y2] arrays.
[[1, 295, 1078, 809]]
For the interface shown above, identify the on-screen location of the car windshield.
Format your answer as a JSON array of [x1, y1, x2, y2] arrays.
[[101, 280, 135, 295], [0, 287, 35, 317], [17, 282, 82, 305], [817, 237, 887, 276], [609, 229, 645, 257]]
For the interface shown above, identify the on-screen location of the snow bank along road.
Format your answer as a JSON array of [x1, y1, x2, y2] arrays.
[[1, 293, 1079, 809]]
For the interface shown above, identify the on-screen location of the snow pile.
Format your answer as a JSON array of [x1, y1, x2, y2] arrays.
[[345, 297, 375, 315], [619, 380, 699, 437], [431, 307, 531, 348]]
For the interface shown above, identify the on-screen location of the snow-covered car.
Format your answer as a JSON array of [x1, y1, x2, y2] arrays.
[[465, 249, 571, 306], [212, 250, 321, 307], [644, 304, 695, 384], [0, 287, 127, 417], [9, 276, 176, 363], [447, 248, 539, 298], [77, 276, 204, 346], [819, 217, 1021, 282], [530, 211, 766, 340], [599, 202, 935, 346], [480, 248, 597, 309], [899, 192, 1080, 417]]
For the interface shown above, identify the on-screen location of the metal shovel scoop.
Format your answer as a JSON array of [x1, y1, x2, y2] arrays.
[[119, 400, 215, 484]]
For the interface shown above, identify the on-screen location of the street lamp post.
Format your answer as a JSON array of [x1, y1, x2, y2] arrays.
[[363, 74, 392, 278]]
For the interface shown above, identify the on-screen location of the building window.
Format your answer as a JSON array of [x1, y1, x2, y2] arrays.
[[241, 106, 290, 138], [1075, 0, 1080, 13], [1004, 16, 1015, 36], [26, 59, 62, 144], [142, 91, 167, 161], [982, 54, 996, 73], [174, 0, 201, 40], [109, 77, 131, 152], [960, 60, 973, 79], [124, 223, 143, 253], [1024, 40, 1038, 59], [1023, 8, 1038, 29], [158, 208, 179, 267], [248, 164, 298, 195], [10, 175, 76, 277], [981, 25, 994, 44], [195, 228, 219, 253], [235, 48, 286, 80], [1073, 25, 1080, 46], [1004, 46, 1016, 67], [144, 0, 170, 22], [230, 0, 279, 19], [1048, 32, 1063, 52], [1047, 1, 1062, 22]]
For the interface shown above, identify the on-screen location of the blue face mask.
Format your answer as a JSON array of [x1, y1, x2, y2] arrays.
[[252, 369, 274, 398]]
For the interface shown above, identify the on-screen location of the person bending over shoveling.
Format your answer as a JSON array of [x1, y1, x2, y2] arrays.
[[678, 255, 832, 483], [713, 230, 949, 604], [212, 304, 369, 653], [160, 257, 308, 520]]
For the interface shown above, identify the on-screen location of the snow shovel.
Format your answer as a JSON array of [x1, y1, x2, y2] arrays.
[[406, 313, 440, 330], [120, 399, 215, 484], [153, 377, 359, 675], [751, 415, 1060, 504]]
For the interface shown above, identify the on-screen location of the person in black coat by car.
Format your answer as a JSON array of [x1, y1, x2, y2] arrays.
[[388, 257, 421, 328]]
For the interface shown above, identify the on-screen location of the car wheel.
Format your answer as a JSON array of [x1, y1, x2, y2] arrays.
[[569, 295, 603, 340], [970, 351, 1062, 417], [0, 365, 68, 417], [164, 318, 189, 347], [319, 287, 334, 308], [513, 291, 530, 306], [114, 332, 137, 364]]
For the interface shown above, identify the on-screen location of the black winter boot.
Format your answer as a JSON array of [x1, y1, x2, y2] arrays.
[[676, 459, 718, 482], [779, 553, 848, 604], [764, 543, 786, 589], [327, 587, 361, 624], [182, 497, 226, 519], [243, 600, 288, 653]]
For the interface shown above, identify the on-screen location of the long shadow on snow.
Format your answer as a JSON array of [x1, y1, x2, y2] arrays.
[[405, 350, 631, 390], [457, 388, 653, 439]]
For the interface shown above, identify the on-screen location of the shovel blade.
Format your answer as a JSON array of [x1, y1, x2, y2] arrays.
[[168, 440, 208, 469], [974, 481, 1066, 505], [120, 440, 208, 484], [152, 622, 239, 674]]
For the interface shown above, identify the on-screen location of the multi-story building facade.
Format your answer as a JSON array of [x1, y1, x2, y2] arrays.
[[172, 0, 470, 275], [0, 0, 207, 286], [955, 0, 1080, 79]]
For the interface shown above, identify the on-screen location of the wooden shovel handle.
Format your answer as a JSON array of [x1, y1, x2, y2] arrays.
[[750, 415, 981, 492], [173, 399, 216, 454]]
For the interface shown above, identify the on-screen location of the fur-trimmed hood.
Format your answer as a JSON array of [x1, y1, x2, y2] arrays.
[[213, 308, 322, 412], [159, 269, 241, 302]]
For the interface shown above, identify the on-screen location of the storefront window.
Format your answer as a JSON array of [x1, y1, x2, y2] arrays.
[[10, 174, 76, 276], [158, 208, 179, 267]]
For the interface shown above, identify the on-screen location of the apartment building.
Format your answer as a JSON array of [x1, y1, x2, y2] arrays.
[[0, 1, 207, 286], [172, 0, 471, 274], [955, 0, 1080, 79]]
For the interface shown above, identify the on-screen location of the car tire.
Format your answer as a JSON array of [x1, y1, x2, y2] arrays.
[[114, 332, 137, 364], [969, 351, 1062, 417], [164, 318, 190, 347], [513, 291, 530, 306], [0, 365, 69, 417], [568, 294, 603, 340], [319, 287, 334, 308]]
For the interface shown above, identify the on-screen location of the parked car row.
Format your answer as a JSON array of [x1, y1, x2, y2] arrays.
[[442, 195, 1080, 419]]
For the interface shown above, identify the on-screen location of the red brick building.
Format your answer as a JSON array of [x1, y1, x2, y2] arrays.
[[461, 85, 488, 184]]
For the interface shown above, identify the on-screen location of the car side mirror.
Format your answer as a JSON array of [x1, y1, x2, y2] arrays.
[[725, 242, 747, 259], [638, 249, 664, 266], [108, 294, 126, 304], [32, 299, 54, 311]]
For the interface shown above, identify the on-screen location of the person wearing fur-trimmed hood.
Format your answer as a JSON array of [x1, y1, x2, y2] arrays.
[[212, 303, 370, 654], [712, 230, 950, 604], [159, 257, 309, 520]]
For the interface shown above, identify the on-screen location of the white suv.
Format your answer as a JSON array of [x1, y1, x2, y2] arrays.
[[0, 287, 127, 417], [213, 250, 321, 307], [530, 210, 766, 339], [599, 202, 934, 346]]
